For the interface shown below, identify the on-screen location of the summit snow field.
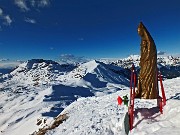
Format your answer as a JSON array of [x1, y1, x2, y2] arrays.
[[0, 55, 179, 135], [46, 77, 180, 135]]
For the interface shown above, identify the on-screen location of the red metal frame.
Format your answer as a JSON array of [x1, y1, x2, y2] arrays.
[[158, 71, 166, 114], [128, 64, 136, 131], [128, 65, 166, 131]]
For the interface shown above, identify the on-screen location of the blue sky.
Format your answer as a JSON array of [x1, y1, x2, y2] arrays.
[[0, 0, 180, 60]]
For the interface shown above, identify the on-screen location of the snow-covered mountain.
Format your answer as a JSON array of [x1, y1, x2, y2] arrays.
[[9, 59, 76, 86], [101, 54, 180, 68], [58, 60, 129, 91], [0, 57, 180, 135], [0, 59, 130, 135], [101, 55, 180, 79]]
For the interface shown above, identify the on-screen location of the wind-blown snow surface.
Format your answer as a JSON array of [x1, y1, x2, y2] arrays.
[[0, 58, 179, 135], [46, 77, 180, 135]]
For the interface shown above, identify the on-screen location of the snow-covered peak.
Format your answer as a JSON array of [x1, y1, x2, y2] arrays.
[[157, 55, 180, 66], [79, 60, 124, 74], [80, 60, 102, 73], [125, 55, 140, 61], [60, 60, 129, 91], [8, 59, 76, 87], [102, 54, 180, 68], [11, 59, 60, 74]]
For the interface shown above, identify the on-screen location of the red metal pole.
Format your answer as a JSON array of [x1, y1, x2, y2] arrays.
[[129, 64, 136, 131], [159, 72, 166, 106], [130, 68, 133, 100], [132, 70, 136, 125], [129, 106, 133, 130]]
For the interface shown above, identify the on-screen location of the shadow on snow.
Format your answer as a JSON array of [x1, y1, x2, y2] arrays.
[[169, 93, 180, 100], [42, 84, 94, 117], [83, 73, 107, 88], [133, 107, 160, 128]]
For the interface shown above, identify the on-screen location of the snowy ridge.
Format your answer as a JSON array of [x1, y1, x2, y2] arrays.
[[61, 60, 129, 87]]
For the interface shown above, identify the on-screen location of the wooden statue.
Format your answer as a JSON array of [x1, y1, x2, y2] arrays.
[[135, 22, 158, 99]]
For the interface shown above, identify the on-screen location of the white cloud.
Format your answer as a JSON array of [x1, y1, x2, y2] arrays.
[[157, 51, 166, 55], [0, 60, 22, 69], [15, 0, 50, 10], [59, 54, 88, 64], [1, 0, 51, 27], [30, 0, 35, 7], [38, 0, 50, 7], [50, 47, 54, 50], [3, 15, 12, 25], [0, 8, 3, 15], [15, 0, 29, 11], [24, 17, 36, 24], [78, 38, 84, 41], [0, 8, 12, 26]]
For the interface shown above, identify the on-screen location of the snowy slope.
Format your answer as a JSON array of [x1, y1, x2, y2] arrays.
[[0, 59, 129, 135], [57, 60, 129, 96], [0, 58, 179, 135], [45, 77, 180, 135], [0, 87, 54, 135], [0, 59, 78, 135]]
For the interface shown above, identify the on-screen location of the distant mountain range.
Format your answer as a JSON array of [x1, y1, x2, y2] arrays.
[[1, 54, 179, 80], [100, 55, 180, 79]]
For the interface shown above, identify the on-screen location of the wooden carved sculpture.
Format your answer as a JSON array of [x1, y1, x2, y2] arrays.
[[135, 22, 158, 99]]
